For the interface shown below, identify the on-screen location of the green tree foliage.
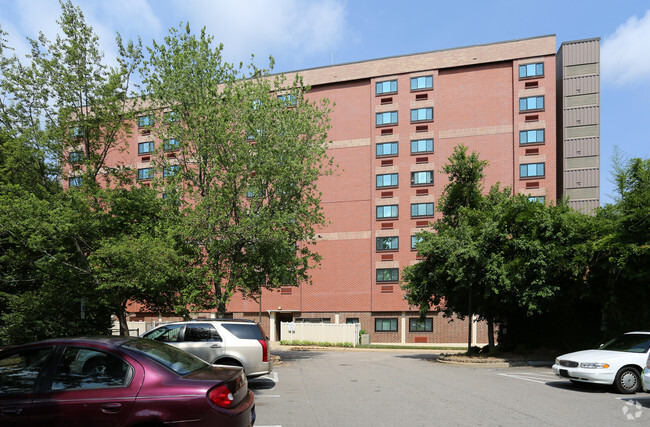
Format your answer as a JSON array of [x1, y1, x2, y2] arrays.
[[142, 24, 333, 316]]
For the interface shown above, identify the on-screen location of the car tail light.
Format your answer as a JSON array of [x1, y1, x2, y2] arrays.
[[208, 385, 234, 408], [258, 339, 268, 362]]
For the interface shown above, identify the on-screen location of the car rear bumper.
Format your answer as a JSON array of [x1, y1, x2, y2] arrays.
[[643, 368, 650, 392], [552, 364, 615, 385]]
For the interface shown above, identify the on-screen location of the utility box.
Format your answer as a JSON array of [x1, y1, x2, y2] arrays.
[[361, 334, 370, 345]]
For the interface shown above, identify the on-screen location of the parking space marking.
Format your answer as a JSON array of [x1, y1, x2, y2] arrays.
[[498, 372, 558, 384]]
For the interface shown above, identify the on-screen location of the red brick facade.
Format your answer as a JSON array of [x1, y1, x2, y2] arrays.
[[127, 36, 559, 345]]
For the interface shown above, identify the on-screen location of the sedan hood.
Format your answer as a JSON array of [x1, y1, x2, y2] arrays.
[[558, 349, 644, 363]]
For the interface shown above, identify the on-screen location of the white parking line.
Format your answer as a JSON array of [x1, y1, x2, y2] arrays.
[[498, 372, 557, 384]]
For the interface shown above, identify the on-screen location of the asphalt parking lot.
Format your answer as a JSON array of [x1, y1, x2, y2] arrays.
[[249, 348, 650, 426]]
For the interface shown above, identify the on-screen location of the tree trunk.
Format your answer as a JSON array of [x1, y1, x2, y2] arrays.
[[117, 311, 130, 336], [487, 319, 495, 349], [467, 289, 473, 352]]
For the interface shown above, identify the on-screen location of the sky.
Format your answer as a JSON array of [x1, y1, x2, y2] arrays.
[[1, 0, 649, 205]]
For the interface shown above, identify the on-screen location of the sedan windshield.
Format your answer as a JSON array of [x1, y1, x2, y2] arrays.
[[122, 338, 208, 375], [599, 334, 650, 353]]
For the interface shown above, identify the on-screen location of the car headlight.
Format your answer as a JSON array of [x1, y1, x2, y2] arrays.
[[579, 362, 610, 369], [555, 358, 559, 365]]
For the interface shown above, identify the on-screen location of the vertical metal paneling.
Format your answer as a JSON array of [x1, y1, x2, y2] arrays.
[[564, 137, 600, 157], [562, 39, 600, 66], [563, 106, 600, 126], [567, 199, 599, 214], [563, 75, 600, 95], [563, 169, 599, 188]]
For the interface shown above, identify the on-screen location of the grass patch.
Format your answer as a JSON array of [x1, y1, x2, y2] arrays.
[[279, 341, 464, 351], [279, 340, 354, 347]]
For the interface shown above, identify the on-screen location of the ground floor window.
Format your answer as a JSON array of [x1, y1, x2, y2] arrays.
[[375, 318, 398, 332], [409, 318, 433, 332]]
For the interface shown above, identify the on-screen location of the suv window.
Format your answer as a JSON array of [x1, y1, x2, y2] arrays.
[[184, 323, 222, 342], [221, 323, 264, 340], [144, 324, 183, 342]]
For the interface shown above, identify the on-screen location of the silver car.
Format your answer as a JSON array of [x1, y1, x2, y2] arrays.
[[142, 319, 271, 378]]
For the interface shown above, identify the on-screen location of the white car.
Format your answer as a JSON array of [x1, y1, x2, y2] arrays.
[[552, 331, 650, 394], [643, 354, 650, 391]]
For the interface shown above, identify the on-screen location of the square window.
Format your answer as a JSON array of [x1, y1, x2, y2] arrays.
[[376, 80, 398, 95], [138, 142, 154, 154], [411, 202, 434, 217], [411, 108, 433, 122], [410, 76, 433, 91], [409, 318, 433, 332], [377, 204, 398, 219], [376, 142, 398, 157], [138, 167, 153, 181], [375, 318, 398, 332], [520, 163, 545, 178], [519, 129, 545, 145], [376, 173, 398, 188], [411, 171, 433, 186], [376, 111, 398, 126], [377, 236, 399, 251], [411, 139, 433, 154]]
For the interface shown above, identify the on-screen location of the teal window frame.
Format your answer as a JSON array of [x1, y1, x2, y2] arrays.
[[519, 129, 545, 145], [411, 138, 433, 154], [376, 80, 398, 95], [411, 202, 434, 217], [376, 111, 398, 126], [376, 173, 398, 188], [519, 63, 544, 78], [519, 96, 544, 112], [411, 107, 433, 122], [410, 75, 433, 91], [520, 163, 545, 178], [376, 142, 398, 157]]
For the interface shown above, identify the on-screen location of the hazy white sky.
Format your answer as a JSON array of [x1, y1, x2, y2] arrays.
[[2, 0, 649, 204]]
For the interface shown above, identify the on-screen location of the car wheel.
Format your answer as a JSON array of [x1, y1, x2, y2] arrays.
[[614, 367, 641, 394]]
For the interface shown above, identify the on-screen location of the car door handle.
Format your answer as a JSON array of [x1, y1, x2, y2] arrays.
[[101, 403, 122, 414], [1, 407, 23, 416], [210, 344, 222, 348]]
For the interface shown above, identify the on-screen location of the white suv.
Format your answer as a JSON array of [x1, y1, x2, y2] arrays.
[[142, 319, 271, 378]]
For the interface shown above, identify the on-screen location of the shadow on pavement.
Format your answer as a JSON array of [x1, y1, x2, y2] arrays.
[[248, 377, 276, 390], [546, 380, 617, 394], [395, 353, 441, 362], [271, 349, 327, 362]]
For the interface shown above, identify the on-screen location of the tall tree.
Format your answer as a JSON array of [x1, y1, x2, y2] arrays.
[[142, 24, 333, 316]]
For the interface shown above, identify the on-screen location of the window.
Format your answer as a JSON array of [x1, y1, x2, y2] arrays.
[[70, 126, 84, 138], [0, 347, 54, 394], [143, 324, 183, 342], [69, 177, 82, 187], [138, 142, 154, 154], [411, 171, 433, 186], [163, 111, 177, 123], [411, 235, 422, 250], [409, 318, 433, 332], [163, 165, 179, 177], [520, 163, 545, 178], [163, 139, 180, 151], [411, 138, 433, 154], [411, 108, 433, 122], [376, 173, 398, 188], [138, 167, 153, 181], [519, 63, 544, 78], [376, 205, 398, 219], [376, 80, 397, 95], [519, 129, 545, 145], [346, 318, 359, 324], [375, 318, 398, 332], [183, 324, 221, 342], [411, 202, 434, 217], [137, 115, 154, 128], [377, 236, 399, 251], [51, 348, 130, 390], [277, 94, 297, 106], [376, 111, 398, 126], [411, 75, 433, 91], [69, 151, 84, 164], [528, 195, 546, 203], [377, 142, 398, 157], [519, 96, 544, 112], [376, 268, 399, 282]]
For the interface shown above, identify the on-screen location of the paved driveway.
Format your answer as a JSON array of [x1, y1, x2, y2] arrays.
[[249, 348, 650, 426]]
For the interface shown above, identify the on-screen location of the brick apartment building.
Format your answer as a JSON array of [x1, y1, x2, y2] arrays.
[[122, 35, 600, 345]]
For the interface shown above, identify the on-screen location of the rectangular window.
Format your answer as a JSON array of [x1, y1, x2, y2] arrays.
[[376, 111, 398, 126], [528, 195, 546, 203], [277, 94, 297, 106], [68, 177, 82, 187], [519, 129, 545, 145], [411, 235, 422, 250], [520, 163, 545, 178], [376, 236, 399, 251], [411, 171, 433, 186], [377, 204, 398, 219], [411, 138, 433, 154], [519, 96, 544, 112], [375, 318, 398, 332], [138, 142, 154, 154], [163, 111, 177, 123], [409, 318, 433, 332], [376, 80, 398, 95], [137, 115, 154, 128], [519, 63, 544, 78], [70, 126, 83, 138], [138, 167, 153, 181], [377, 268, 399, 282], [411, 108, 433, 122], [376, 173, 398, 188], [346, 318, 359, 324], [163, 165, 179, 177], [410, 75, 433, 91], [376, 142, 398, 157], [69, 151, 84, 164], [411, 202, 434, 217], [163, 139, 180, 151]]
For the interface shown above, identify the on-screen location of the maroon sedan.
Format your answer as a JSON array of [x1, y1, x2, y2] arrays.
[[0, 336, 255, 426]]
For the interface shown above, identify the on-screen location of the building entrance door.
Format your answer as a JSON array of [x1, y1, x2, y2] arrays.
[[276, 312, 294, 341]]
